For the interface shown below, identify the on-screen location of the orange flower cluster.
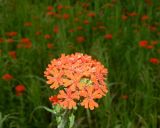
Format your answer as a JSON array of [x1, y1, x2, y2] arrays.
[[44, 53, 108, 110]]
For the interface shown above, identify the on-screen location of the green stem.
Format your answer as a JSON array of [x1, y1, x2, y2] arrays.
[[57, 110, 70, 128]]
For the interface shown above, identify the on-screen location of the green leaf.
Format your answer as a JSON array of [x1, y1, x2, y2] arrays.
[[69, 113, 75, 128]]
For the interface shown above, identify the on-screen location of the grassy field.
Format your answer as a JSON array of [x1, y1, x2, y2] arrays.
[[0, 0, 160, 128]]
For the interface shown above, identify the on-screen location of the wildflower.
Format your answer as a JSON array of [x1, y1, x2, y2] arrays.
[[47, 6, 53, 11], [77, 26, 83, 31], [47, 11, 56, 16], [44, 53, 108, 110], [122, 15, 127, 20], [44, 34, 52, 39], [63, 13, 70, 20], [53, 25, 59, 33], [141, 15, 149, 21], [139, 40, 148, 47], [87, 12, 96, 18], [128, 12, 137, 17], [104, 34, 112, 40], [0, 38, 3, 43], [8, 51, 16, 59], [2, 74, 13, 81], [24, 22, 32, 27], [49, 95, 59, 105], [146, 45, 154, 49], [76, 36, 85, 43], [6, 38, 14, 43], [47, 43, 54, 49], [83, 20, 90, 25], [57, 4, 63, 11], [46, 68, 64, 89], [15, 84, 25, 96], [68, 29, 74, 33], [151, 41, 158, 45], [58, 89, 79, 109], [149, 58, 159, 64], [35, 31, 42, 36], [18, 38, 32, 48], [6, 31, 17, 37], [80, 86, 102, 110]]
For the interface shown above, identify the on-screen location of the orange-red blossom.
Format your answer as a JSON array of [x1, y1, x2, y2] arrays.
[[44, 53, 108, 110]]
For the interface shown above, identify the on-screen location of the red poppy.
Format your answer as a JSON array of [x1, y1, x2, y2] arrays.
[[63, 13, 70, 19], [6, 31, 17, 37], [8, 51, 16, 59], [35, 31, 42, 36], [24, 22, 32, 27], [141, 15, 149, 21], [57, 4, 63, 11], [139, 40, 148, 47], [53, 25, 59, 33], [47, 43, 54, 49], [83, 20, 90, 25], [76, 36, 85, 43], [2, 74, 13, 81], [15, 84, 25, 96], [0, 38, 3, 43], [146, 45, 154, 49], [47, 6, 53, 11], [149, 58, 159, 64], [6, 38, 14, 43], [122, 15, 127, 20], [44, 34, 51, 39], [104, 34, 112, 40], [87, 12, 96, 18]]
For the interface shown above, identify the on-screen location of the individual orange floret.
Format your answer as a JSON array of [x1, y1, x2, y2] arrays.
[[58, 89, 79, 109], [80, 86, 102, 110], [46, 68, 64, 89]]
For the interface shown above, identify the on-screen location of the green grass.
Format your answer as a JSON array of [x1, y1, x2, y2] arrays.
[[0, 0, 160, 128]]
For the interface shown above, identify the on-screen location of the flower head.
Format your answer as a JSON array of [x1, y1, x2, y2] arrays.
[[15, 84, 26, 96], [2, 73, 13, 81], [44, 53, 108, 110]]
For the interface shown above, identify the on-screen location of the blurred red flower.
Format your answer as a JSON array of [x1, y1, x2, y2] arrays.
[[2, 74, 13, 81], [47, 6, 53, 11], [47, 43, 54, 49], [0, 38, 3, 43], [44, 34, 51, 39], [149, 58, 159, 64], [63, 13, 70, 19], [141, 15, 149, 21], [8, 51, 16, 59], [53, 25, 59, 33], [24, 22, 32, 27], [87, 12, 96, 18], [104, 34, 113, 40], [6, 38, 14, 43], [139, 40, 148, 47], [6, 31, 17, 37], [76, 36, 85, 43], [15, 84, 26, 96]]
